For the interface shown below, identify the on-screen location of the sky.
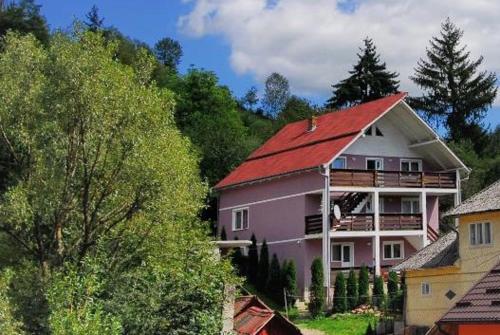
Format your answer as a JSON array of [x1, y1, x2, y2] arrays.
[[36, 0, 499, 128]]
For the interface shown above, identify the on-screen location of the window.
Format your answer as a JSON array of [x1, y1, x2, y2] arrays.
[[331, 156, 347, 169], [331, 244, 341, 261], [383, 241, 404, 260], [331, 243, 354, 267], [401, 159, 422, 172], [401, 198, 420, 214], [375, 126, 384, 136], [364, 125, 383, 136], [470, 222, 492, 246], [365, 195, 384, 213], [232, 208, 249, 231], [421, 282, 431, 296], [366, 158, 383, 170]]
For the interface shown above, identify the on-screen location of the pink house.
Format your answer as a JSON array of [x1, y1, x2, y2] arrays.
[[215, 93, 468, 300]]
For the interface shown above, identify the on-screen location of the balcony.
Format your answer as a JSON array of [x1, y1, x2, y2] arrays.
[[305, 213, 423, 234], [330, 169, 456, 189]]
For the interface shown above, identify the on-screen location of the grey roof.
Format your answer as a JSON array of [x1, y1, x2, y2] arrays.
[[445, 179, 500, 217], [392, 231, 458, 271]]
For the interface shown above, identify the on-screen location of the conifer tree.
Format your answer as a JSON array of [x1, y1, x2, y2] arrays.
[[372, 275, 385, 309], [248, 234, 259, 284], [308, 258, 325, 318], [358, 265, 370, 305], [346, 269, 358, 310], [85, 5, 104, 32], [219, 226, 227, 240], [282, 260, 298, 307], [333, 272, 347, 313], [267, 254, 282, 303], [327, 37, 399, 109], [387, 271, 399, 312], [410, 18, 497, 149], [257, 240, 269, 291]]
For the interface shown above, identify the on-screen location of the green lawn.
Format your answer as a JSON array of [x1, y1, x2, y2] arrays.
[[295, 314, 377, 335]]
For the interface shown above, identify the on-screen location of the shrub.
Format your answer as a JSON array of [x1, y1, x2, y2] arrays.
[[387, 271, 399, 312], [257, 240, 269, 291], [267, 254, 282, 304], [346, 269, 358, 310], [372, 275, 386, 309], [248, 234, 259, 284], [0, 269, 25, 335], [220, 226, 227, 240], [358, 264, 370, 305], [333, 272, 347, 313], [308, 258, 325, 318], [282, 260, 297, 307]]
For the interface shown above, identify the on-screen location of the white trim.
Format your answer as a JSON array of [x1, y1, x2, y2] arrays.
[[408, 139, 439, 148], [400, 159, 423, 172], [231, 207, 249, 231], [219, 188, 323, 211], [330, 186, 458, 194], [256, 237, 304, 246], [382, 240, 405, 260], [366, 157, 384, 170]]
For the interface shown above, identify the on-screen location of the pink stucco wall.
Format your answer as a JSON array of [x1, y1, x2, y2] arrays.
[[427, 195, 439, 232]]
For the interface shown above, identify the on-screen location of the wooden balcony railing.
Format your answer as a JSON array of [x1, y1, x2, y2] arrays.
[[305, 213, 423, 234], [330, 169, 456, 189]]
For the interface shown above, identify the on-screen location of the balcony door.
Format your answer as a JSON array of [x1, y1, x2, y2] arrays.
[[331, 242, 354, 268], [401, 197, 420, 214], [366, 158, 383, 171]]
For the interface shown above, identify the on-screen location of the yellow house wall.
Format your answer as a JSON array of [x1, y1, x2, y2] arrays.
[[405, 211, 500, 328]]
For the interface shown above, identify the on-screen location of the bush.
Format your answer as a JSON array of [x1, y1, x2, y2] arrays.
[[365, 322, 376, 335], [372, 276, 386, 309], [333, 272, 347, 313], [282, 260, 297, 307], [219, 226, 227, 240], [248, 234, 259, 284], [387, 271, 399, 312], [257, 240, 269, 291], [0, 269, 25, 335], [358, 265, 370, 305], [308, 258, 325, 318], [267, 254, 282, 304], [347, 269, 358, 310]]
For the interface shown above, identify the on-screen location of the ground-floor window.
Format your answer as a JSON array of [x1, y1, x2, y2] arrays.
[[383, 240, 404, 260], [331, 242, 354, 267]]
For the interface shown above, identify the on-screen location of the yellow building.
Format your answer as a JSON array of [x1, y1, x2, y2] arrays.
[[393, 180, 500, 330]]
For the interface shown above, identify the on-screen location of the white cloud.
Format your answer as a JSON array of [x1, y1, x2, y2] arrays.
[[178, 0, 500, 100]]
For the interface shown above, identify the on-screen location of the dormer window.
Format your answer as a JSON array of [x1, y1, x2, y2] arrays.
[[364, 125, 383, 137]]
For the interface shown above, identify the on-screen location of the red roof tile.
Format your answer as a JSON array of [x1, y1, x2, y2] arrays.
[[215, 93, 407, 189]]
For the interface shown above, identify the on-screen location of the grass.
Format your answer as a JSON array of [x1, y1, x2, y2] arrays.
[[295, 313, 378, 335]]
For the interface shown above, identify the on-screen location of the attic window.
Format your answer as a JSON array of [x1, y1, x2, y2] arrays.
[[364, 127, 372, 136], [455, 302, 472, 308], [364, 125, 383, 137], [375, 127, 383, 136]]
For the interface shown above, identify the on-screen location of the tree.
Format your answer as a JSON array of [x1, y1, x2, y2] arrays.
[[333, 272, 347, 313], [84, 5, 104, 32], [387, 271, 399, 312], [267, 254, 282, 304], [231, 237, 246, 276], [0, 269, 25, 335], [308, 258, 325, 318], [410, 18, 497, 147], [372, 276, 385, 309], [262, 72, 290, 117], [240, 86, 259, 111], [248, 234, 259, 284], [327, 37, 399, 109], [346, 269, 358, 310], [358, 265, 370, 305], [154, 37, 183, 71], [257, 240, 269, 291], [0, 0, 49, 44], [281, 260, 297, 307], [276, 95, 316, 129], [365, 323, 376, 335]]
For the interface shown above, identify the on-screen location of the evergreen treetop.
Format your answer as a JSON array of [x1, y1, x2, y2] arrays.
[[257, 239, 270, 291], [308, 258, 325, 318], [358, 264, 370, 305], [346, 269, 358, 310], [282, 260, 297, 307], [267, 254, 282, 304], [248, 234, 259, 284], [333, 271, 347, 313]]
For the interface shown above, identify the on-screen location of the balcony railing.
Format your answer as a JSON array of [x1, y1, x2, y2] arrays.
[[305, 213, 423, 234], [330, 169, 456, 189]]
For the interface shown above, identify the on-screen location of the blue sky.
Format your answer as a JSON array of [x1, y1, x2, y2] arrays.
[[36, 0, 499, 129]]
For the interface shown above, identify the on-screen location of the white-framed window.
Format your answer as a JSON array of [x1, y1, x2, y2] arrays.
[[421, 282, 431, 296], [469, 222, 492, 246], [400, 159, 422, 172], [366, 157, 384, 171], [331, 156, 347, 169], [383, 241, 404, 260], [401, 197, 420, 214], [232, 207, 249, 231], [365, 195, 384, 213], [331, 242, 354, 267]]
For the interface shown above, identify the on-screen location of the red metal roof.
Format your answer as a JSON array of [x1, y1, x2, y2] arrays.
[[234, 306, 274, 335], [215, 93, 407, 189], [439, 261, 500, 323]]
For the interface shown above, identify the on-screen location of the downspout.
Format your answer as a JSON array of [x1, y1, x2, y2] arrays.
[[319, 164, 331, 305]]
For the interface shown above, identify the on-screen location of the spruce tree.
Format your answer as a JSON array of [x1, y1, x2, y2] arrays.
[[346, 269, 358, 310], [327, 37, 399, 109], [387, 271, 399, 312], [372, 275, 385, 309], [85, 5, 104, 32], [333, 272, 347, 313], [282, 260, 298, 307], [257, 240, 269, 291], [358, 265, 370, 305], [219, 226, 227, 240], [308, 258, 325, 318], [231, 237, 246, 276], [248, 234, 259, 284], [267, 254, 282, 304], [410, 18, 497, 149]]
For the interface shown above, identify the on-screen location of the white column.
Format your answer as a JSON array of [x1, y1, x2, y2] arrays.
[[373, 191, 381, 276], [321, 166, 331, 292], [421, 191, 429, 246], [454, 169, 461, 228]]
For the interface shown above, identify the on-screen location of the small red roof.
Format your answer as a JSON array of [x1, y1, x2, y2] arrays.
[[215, 93, 407, 189]]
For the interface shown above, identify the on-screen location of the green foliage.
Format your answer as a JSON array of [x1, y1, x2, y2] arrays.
[[387, 271, 399, 312], [333, 272, 347, 313], [282, 260, 297, 307], [248, 234, 259, 284], [0, 0, 49, 45], [267, 253, 282, 304], [410, 18, 497, 146], [84, 5, 104, 32], [365, 322, 375, 335], [276, 95, 317, 129], [220, 226, 227, 240], [308, 258, 325, 318], [263, 72, 290, 117], [0, 269, 25, 335], [257, 240, 269, 291], [327, 37, 399, 109], [154, 37, 183, 71], [358, 265, 370, 305], [372, 276, 385, 309], [346, 269, 358, 310]]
